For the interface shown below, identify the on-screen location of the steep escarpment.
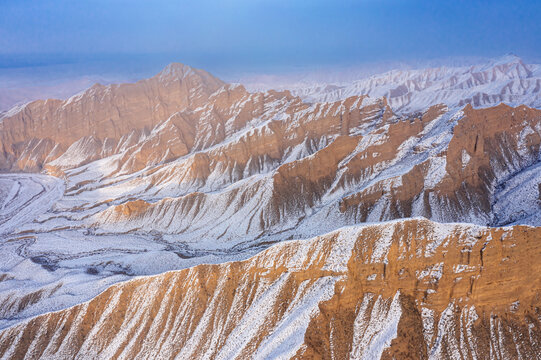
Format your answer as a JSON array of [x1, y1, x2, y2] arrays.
[[3, 63, 540, 238], [82, 95, 398, 242], [1, 219, 539, 359], [339, 103, 541, 225]]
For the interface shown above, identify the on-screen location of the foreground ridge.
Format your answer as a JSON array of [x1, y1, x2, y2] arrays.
[[1, 219, 540, 359]]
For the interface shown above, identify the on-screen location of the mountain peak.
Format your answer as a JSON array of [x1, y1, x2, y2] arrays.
[[154, 62, 225, 90], [156, 62, 196, 81], [490, 53, 523, 66]]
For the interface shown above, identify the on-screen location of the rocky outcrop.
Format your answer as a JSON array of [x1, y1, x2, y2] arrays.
[[340, 103, 541, 225], [1, 219, 539, 359], [4, 64, 540, 235], [1, 62, 541, 350]]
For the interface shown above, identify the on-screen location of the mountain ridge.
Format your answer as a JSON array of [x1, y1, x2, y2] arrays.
[[0, 62, 225, 172], [261, 55, 541, 112]]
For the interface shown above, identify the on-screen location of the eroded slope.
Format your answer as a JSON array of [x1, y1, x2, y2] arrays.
[[0, 219, 539, 359]]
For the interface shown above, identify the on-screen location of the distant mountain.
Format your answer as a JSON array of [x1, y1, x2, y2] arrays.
[[285, 54, 541, 112], [1, 61, 541, 358]]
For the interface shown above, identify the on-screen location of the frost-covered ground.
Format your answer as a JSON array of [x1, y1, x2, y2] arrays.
[[0, 169, 469, 330], [492, 161, 541, 226], [0, 174, 64, 235], [0, 174, 262, 329], [2, 103, 540, 328], [1, 101, 540, 331]]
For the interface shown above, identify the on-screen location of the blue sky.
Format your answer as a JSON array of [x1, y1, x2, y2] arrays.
[[1, 0, 540, 73]]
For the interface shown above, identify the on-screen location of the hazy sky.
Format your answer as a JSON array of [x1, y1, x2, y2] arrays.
[[1, 0, 540, 73]]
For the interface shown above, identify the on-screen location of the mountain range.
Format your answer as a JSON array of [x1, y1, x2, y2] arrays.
[[0, 56, 540, 359], [250, 54, 541, 113]]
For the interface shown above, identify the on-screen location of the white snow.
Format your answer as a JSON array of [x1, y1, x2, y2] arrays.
[[253, 277, 338, 360], [0, 174, 65, 235], [350, 291, 402, 359], [275, 55, 541, 113]]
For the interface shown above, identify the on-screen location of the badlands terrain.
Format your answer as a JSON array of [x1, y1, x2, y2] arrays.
[[0, 55, 540, 359]]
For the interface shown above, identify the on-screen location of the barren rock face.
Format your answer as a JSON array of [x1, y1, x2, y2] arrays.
[[340, 103, 541, 225], [1, 219, 539, 359], [83, 100, 541, 240]]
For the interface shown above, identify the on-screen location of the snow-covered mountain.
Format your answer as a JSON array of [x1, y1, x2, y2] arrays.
[[0, 61, 541, 358], [279, 54, 541, 112]]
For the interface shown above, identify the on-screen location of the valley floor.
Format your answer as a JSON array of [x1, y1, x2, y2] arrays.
[[0, 174, 259, 330]]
